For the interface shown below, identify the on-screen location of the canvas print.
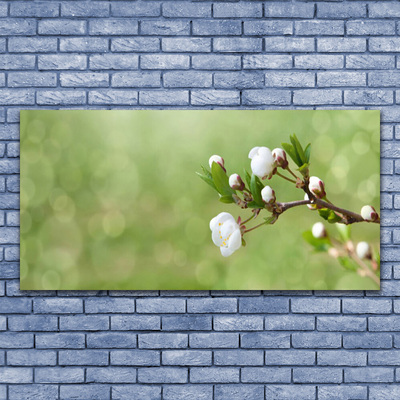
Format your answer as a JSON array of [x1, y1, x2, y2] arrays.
[[20, 110, 380, 290]]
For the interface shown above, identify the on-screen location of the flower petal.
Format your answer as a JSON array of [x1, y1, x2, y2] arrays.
[[228, 228, 242, 252], [209, 212, 233, 231], [248, 146, 260, 159]]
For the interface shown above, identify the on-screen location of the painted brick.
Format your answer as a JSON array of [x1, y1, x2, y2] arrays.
[[369, 3, 400, 18], [8, 315, 57, 331], [370, 38, 400, 53], [86, 367, 136, 383], [193, 20, 241, 36], [265, 37, 314, 52], [60, 385, 110, 400], [292, 298, 341, 313], [347, 20, 395, 36], [189, 333, 239, 348], [163, 71, 211, 88], [214, 350, 264, 366], [292, 333, 341, 349], [242, 367, 291, 383], [140, 90, 189, 105], [111, 38, 160, 52], [59, 350, 109, 366], [264, 2, 314, 18], [38, 55, 87, 70], [140, 21, 189, 36], [9, 37, 57, 53], [0, 367, 32, 383], [344, 90, 393, 105], [141, 55, 189, 70], [0, 19, 36, 36], [317, 316, 366, 331], [295, 20, 344, 36], [346, 55, 395, 70], [192, 55, 241, 70], [241, 332, 290, 349], [213, 3, 262, 18], [318, 386, 367, 400], [0, 55, 35, 70], [61, 2, 110, 17], [239, 297, 289, 313], [90, 54, 138, 70], [214, 38, 262, 53], [293, 367, 342, 383], [296, 55, 344, 69], [87, 332, 137, 348], [162, 350, 211, 366], [162, 38, 211, 53], [369, 316, 400, 331], [0, 333, 33, 348], [7, 349, 56, 366], [265, 350, 315, 366], [244, 21, 292, 36], [34, 298, 83, 313], [343, 333, 392, 349], [214, 384, 264, 400], [162, 315, 211, 331], [112, 385, 161, 400], [139, 333, 188, 349], [60, 72, 109, 88], [89, 90, 138, 105], [190, 367, 239, 383], [242, 89, 291, 105], [35, 367, 84, 383], [265, 71, 314, 88], [85, 298, 135, 313], [317, 3, 366, 19], [9, 385, 58, 400], [345, 367, 394, 383], [369, 350, 400, 366], [318, 350, 366, 366], [343, 299, 391, 314], [318, 71, 366, 87], [191, 90, 239, 106], [138, 367, 187, 383], [110, 350, 159, 366], [60, 315, 109, 331], [112, 2, 159, 17], [163, 3, 210, 18], [214, 315, 263, 331], [318, 38, 367, 53], [163, 385, 212, 400], [265, 315, 314, 331], [38, 20, 86, 35], [89, 19, 138, 35], [10, 2, 59, 17], [60, 38, 108, 53], [111, 315, 160, 330]]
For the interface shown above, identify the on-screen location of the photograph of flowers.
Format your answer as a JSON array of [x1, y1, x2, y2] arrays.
[[20, 110, 380, 290]]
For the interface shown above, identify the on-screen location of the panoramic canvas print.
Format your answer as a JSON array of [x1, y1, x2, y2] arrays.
[[20, 110, 380, 290]]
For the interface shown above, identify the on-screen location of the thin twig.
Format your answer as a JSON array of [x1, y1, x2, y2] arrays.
[[276, 171, 297, 184]]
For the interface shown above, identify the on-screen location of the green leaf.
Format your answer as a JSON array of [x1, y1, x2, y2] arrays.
[[201, 165, 212, 180], [302, 230, 331, 252], [250, 173, 264, 207], [336, 224, 351, 242], [196, 172, 217, 191], [318, 208, 342, 224], [304, 143, 311, 163], [264, 215, 276, 224], [290, 134, 306, 165], [246, 201, 261, 209], [297, 163, 309, 177], [211, 162, 235, 196], [282, 142, 302, 167], [338, 256, 358, 271], [244, 169, 251, 189], [219, 195, 234, 204]]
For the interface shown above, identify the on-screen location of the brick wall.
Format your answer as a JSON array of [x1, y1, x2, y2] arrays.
[[1, 1, 400, 399]]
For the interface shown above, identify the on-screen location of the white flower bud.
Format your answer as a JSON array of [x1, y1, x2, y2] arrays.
[[312, 222, 326, 239], [261, 185, 276, 204], [229, 173, 245, 191], [308, 176, 326, 199], [248, 146, 275, 180], [361, 205, 378, 222], [209, 155, 225, 170], [356, 241, 371, 260], [210, 212, 242, 257], [305, 193, 317, 210], [272, 148, 288, 169]]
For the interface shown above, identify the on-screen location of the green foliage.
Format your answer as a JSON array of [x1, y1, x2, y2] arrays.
[[318, 208, 342, 224], [338, 256, 358, 271], [211, 162, 236, 196], [302, 230, 331, 252], [250, 173, 265, 207], [196, 171, 216, 191], [336, 224, 351, 242], [244, 169, 251, 189], [219, 195, 234, 204], [281, 134, 311, 168]]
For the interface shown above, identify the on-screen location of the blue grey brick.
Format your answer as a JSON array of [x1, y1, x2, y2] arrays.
[[89, 19, 138, 35], [294, 89, 342, 105], [370, 38, 400, 53], [59, 350, 109, 366], [7, 349, 56, 366], [110, 350, 160, 366], [112, 2, 160, 17], [318, 385, 367, 400], [87, 332, 137, 348], [86, 367, 136, 383], [140, 90, 188, 105], [163, 71, 211, 88], [8, 315, 57, 331], [9, 37, 57, 53], [162, 350, 211, 365], [162, 315, 211, 331], [0, 226, 19, 242], [244, 21, 292, 36], [139, 333, 187, 349], [265, 2, 314, 18], [187, 298, 237, 313], [60, 315, 109, 331], [344, 90, 393, 105], [369, 2, 400, 18], [112, 38, 160, 53], [163, 385, 212, 400], [90, 54, 138, 70], [242, 367, 291, 383], [0, 263, 19, 278], [190, 367, 239, 383], [346, 55, 395, 69], [34, 298, 83, 313], [292, 333, 341, 349], [10, 2, 59, 17], [317, 316, 366, 331], [37, 90, 86, 105], [0, 332, 33, 348], [293, 367, 342, 383], [214, 350, 264, 366], [193, 20, 241, 36], [369, 316, 400, 331], [0, 19, 36, 36], [191, 90, 239, 106], [189, 333, 238, 348], [345, 367, 393, 383], [265, 385, 315, 400], [0, 297, 31, 313], [7, 143, 19, 158], [0, 3, 7, 17], [112, 71, 159, 88], [296, 55, 344, 69], [6, 176, 20, 193], [318, 38, 366, 53], [292, 298, 341, 313], [60, 38, 108, 53], [163, 2, 210, 18], [241, 332, 290, 349], [38, 54, 87, 70], [62, 2, 110, 17], [89, 90, 138, 105], [239, 297, 289, 313], [347, 20, 395, 36], [371, 386, 400, 400], [343, 299, 391, 314], [265, 315, 314, 331], [242, 89, 291, 106], [60, 72, 109, 88], [265, 37, 314, 52], [318, 72, 366, 87], [0, 55, 35, 70], [35, 367, 84, 383], [60, 385, 110, 400], [295, 20, 344, 36], [214, 315, 263, 331], [85, 298, 135, 313], [214, 384, 264, 400], [0, 194, 19, 208], [265, 72, 314, 88], [162, 38, 210, 53], [111, 315, 160, 330], [138, 367, 187, 383], [265, 350, 315, 365], [0, 316, 5, 330], [9, 385, 58, 400], [141, 20, 189, 36], [343, 333, 392, 349], [369, 71, 400, 87], [0, 367, 32, 383], [214, 3, 262, 18], [369, 350, 400, 365], [214, 38, 262, 53], [141, 54, 189, 69], [317, 3, 366, 19], [318, 350, 366, 366], [112, 385, 161, 400], [38, 19, 86, 35], [192, 54, 241, 70]]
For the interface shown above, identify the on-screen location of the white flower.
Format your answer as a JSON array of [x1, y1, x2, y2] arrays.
[[361, 205, 378, 222], [308, 176, 326, 199], [209, 155, 225, 169], [272, 148, 288, 169], [312, 222, 326, 239], [209, 212, 242, 257], [229, 173, 245, 191], [305, 193, 317, 210], [248, 146, 275, 180], [356, 241, 371, 259], [261, 185, 276, 204]]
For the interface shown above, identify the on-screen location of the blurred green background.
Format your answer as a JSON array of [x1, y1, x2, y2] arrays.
[[20, 110, 380, 290]]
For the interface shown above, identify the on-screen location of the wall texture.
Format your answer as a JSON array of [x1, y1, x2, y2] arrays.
[[0, 0, 399, 399]]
